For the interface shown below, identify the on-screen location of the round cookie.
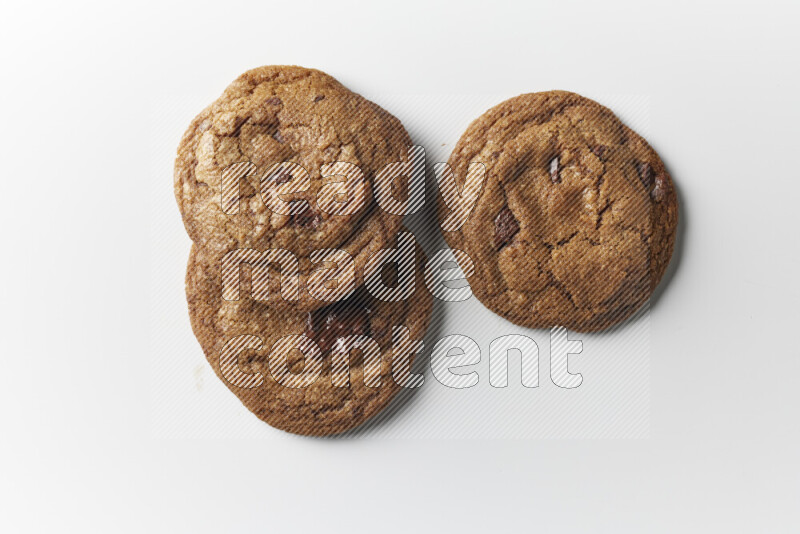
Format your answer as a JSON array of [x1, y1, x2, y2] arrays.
[[185, 235, 433, 436], [175, 65, 410, 281], [439, 91, 678, 332]]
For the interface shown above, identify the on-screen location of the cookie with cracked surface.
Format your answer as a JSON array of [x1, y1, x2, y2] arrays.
[[175, 66, 410, 294], [185, 235, 433, 436], [439, 91, 678, 332]]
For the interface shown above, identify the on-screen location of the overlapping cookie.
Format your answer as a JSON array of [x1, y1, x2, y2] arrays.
[[186, 237, 432, 436], [175, 65, 411, 311]]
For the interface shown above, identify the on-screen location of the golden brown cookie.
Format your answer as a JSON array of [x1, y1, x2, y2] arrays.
[[439, 91, 678, 332], [175, 66, 411, 311], [185, 235, 433, 436]]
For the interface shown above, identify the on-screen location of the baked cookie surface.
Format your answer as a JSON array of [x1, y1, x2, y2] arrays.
[[175, 65, 409, 272], [185, 236, 433, 436], [440, 91, 678, 332]]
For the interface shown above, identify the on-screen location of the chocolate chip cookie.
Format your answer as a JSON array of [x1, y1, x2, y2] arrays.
[[175, 66, 410, 298], [439, 91, 678, 332], [185, 234, 433, 436]]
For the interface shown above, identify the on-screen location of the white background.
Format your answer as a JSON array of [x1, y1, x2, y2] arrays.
[[1, 0, 799, 532]]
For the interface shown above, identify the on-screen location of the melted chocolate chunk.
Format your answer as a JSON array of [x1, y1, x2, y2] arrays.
[[291, 207, 322, 229], [636, 162, 654, 190], [591, 145, 608, 160], [265, 97, 281, 106], [274, 169, 293, 184], [549, 157, 561, 183], [305, 297, 373, 353], [494, 205, 520, 250], [380, 262, 400, 288], [314, 95, 325, 102]]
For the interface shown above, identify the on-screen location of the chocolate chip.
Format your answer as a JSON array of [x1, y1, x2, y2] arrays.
[[591, 145, 608, 160], [549, 157, 561, 183], [305, 298, 372, 353], [380, 263, 400, 288], [494, 205, 520, 250], [266, 97, 281, 105], [314, 95, 325, 102], [491, 151, 501, 158], [636, 162, 654, 190], [274, 169, 292, 184], [291, 207, 322, 229]]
